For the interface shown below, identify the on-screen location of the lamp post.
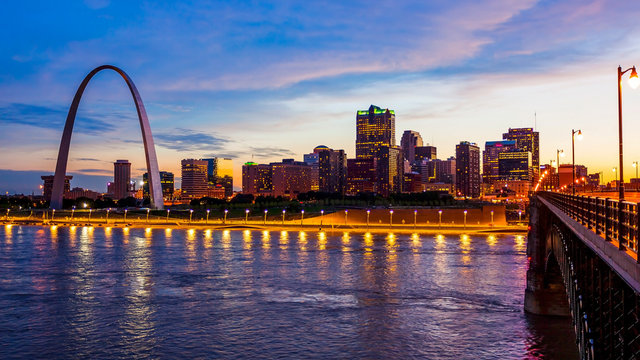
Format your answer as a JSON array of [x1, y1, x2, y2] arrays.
[[613, 167, 618, 186], [366, 209, 370, 228], [166, 209, 170, 222], [320, 210, 324, 228], [224, 209, 228, 224], [344, 210, 348, 226], [301, 210, 304, 226], [518, 210, 522, 223], [146, 208, 150, 224], [491, 210, 494, 226], [124, 209, 127, 223], [106, 208, 110, 224], [438, 210, 442, 228], [264, 209, 268, 225], [282, 209, 286, 225], [206, 209, 210, 224], [245, 209, 249, 224], [633, 161, 639, 189], [571, 129, 582, 195], [71, 206, 76, 220], [389, 210, 393, 226], [52, 209, 55, 221], [6, 208, 10, 220], [189, 209, 193, 224], [88, 208, 92, 221], [463, 210, 467, 229], [556, 149, 564, 191], [414, 210, 417, 229], [618, 65, 639, 201]]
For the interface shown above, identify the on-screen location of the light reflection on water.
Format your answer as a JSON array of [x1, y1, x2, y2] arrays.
[[0, 226, 577, 359]]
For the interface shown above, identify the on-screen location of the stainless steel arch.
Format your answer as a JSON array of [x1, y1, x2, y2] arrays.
[[50, 65, 164, 210]]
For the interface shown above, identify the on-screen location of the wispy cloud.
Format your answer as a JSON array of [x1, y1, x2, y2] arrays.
[[249, 147, 295, 159], [153, 128, 229, 152]]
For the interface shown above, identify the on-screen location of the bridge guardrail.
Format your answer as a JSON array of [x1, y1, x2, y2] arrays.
[[539, 191, 640, 263]]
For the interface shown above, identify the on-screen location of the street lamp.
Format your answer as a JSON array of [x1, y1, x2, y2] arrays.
[[518, 210, 522, 223], [414, 210, 417, 228], [124, 209, 128, 222], [491, 210, 494, 226], [320, 210, 324, 228], [263, 209, 268, 225], [344, 210, 348, 225], [463, 210, 467, 229], [88, 208, 92, 221], [618, 65, 639, 201], [106, 208, 110, 224], [633, 161, 639, 182], [366, 209, 370, 228], [71, 205, 76, 220], [282, 209, 286, 225], [571, 129, 582, 195], [206, 209, 210, 224], [224, 209, 228, 224], [6, 208, 10, 220], [146, 208, 150, 223], [613, 167, 618, 185], [389, 209, 394, 226], [245, 209, 249, 224], [189, 209, 193, 224], [438, 210, 442, 228], [301, 210, 304, 226], [52, 209, 55, 221], [166, 209, 170, 221]]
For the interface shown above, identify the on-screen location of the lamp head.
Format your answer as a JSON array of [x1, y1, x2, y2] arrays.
[[576, 130, 583, 141], [629, 67, 640, 89]]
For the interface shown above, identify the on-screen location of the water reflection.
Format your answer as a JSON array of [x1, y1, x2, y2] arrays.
[[0, 227, 576, 359]]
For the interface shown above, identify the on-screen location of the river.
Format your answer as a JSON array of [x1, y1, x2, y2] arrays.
[[0, 225, 577, 359]]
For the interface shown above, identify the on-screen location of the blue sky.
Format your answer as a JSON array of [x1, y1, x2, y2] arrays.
[[3, 0, 640, 194]]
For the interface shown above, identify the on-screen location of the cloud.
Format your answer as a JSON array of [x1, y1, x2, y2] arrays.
[[74, 157, 101, 162], [248, 147, 295, 159], [153, 128, 229, 152], [75, 168, 111, 175], [0, 103, 119, 135]]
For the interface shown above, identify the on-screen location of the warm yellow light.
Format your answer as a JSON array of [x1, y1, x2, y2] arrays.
[[629, 67, 640, 89], [576, 130, 583, 141]]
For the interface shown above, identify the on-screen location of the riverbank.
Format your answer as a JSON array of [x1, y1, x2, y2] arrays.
[[2, 217, 527, 235]]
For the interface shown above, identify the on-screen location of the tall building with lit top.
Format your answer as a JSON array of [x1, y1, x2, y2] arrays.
[[356, 105, 396, 159], [113, 160, 131, 200], [483, 140, 516, 184], [456, 142, 480, 198], [401, 130, 423, 163], [181, 159, 208, 200], [503, 128, 539, 179]]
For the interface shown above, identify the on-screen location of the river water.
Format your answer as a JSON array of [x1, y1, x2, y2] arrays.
[[0, 225, 577, 359]]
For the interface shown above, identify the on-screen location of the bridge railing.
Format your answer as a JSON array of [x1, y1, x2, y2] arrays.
[[539, 192, 640, 263]]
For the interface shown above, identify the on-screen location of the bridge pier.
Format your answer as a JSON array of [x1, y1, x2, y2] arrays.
[[525, 196, 571, 316]]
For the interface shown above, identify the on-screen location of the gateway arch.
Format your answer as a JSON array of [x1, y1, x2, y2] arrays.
[[50, 65, 164, 210]]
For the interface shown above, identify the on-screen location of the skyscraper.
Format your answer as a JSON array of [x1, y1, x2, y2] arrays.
[[456, 142, 481, 198], [242, 162, 273, 196], [400, 130, 423, 163], [498, 149, 532, 181], [181, 159, 208, 200], [483, 140, 516, 183], [415, 146, 437, 161], [113, 160, 131, 200], [317, 147, 347, 194], [202, 157, 234, 197], [143, 171, 174, 200], [346, 158, 377, 195], [356, 105, 396, 159], [376, 146, 403, 197], [503, 128, 539, 179]]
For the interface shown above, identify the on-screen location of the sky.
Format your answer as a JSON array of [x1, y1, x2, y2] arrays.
[[3, 0, 640, 194]]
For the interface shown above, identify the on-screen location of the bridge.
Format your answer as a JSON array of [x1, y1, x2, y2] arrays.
[[527, 192, 640, 359]]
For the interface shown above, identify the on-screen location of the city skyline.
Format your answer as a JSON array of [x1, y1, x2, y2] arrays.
[[4, 1, 640, 193]]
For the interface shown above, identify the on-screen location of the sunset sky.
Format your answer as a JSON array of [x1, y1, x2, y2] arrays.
[[3, 0, 640, 194]]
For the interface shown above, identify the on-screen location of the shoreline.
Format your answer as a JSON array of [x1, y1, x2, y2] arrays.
[[2, 218, 527, 235]]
